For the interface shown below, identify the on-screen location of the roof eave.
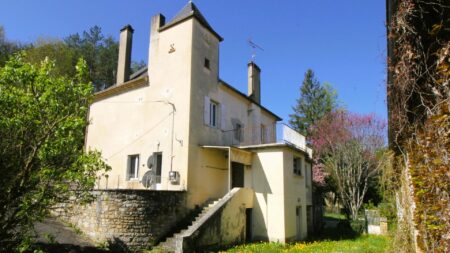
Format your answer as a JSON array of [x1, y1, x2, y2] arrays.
[[159, 15, 223, 42], [219, 79, 282, 121]]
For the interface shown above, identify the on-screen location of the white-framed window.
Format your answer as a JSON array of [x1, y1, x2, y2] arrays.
[[204, 97, 222, 128], [293, 157, 302, 176], [127, 154, 140, 180]]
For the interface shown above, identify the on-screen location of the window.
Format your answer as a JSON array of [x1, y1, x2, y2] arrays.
[[260, 124, 266, 143], [209, 100, 218, 127], [234, 123, 242, 141], [127, 154, 139, 180], [306, 162, 312, 188], [154, 152, 162, 183], [204, 97, 222, 128], [293, 157, 302, 176], [204, 58, 210, 69]]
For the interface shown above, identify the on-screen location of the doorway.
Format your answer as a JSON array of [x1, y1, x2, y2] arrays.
[[246, 208, 253, 242], [231, 162, 244, 188], [296, 206, 302, 240]]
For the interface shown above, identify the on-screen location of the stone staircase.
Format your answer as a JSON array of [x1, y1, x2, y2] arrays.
[[153, 199, 221, 252]]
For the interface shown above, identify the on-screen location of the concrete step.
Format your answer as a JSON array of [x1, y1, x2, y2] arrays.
[[156, 237, 176, 252], [153, 198, 220, 252]]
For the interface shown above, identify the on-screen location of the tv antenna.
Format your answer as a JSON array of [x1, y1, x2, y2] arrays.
[[247, 38, 264, 61]]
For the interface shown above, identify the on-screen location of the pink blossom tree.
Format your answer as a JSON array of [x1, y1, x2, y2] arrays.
[[310, 111, 387, 220]]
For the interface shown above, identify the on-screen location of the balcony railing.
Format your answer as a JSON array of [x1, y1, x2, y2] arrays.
[[219, 123, 313, 157], [276, 123, 313, 157]]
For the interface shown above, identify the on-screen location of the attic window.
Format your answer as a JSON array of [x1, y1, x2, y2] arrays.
[[204, 58, 210, 69]]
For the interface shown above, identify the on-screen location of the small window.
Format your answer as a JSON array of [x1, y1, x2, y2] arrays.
[[234, 123, 242, 141], [210, 101, 218, 127], [306, 162, 312, 187], [260, 124, 267, 144], [204, 58, 210, 69], [127, 154, 140, 180], [293, 157, 302, 176], [154, 152, 162, 184]]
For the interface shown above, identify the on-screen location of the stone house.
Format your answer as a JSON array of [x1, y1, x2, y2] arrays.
[[58, 2, 314, 252]]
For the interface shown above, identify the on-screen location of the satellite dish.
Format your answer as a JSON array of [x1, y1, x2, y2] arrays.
[[147, 155, 154, 169], [141, 170, 154, 189]]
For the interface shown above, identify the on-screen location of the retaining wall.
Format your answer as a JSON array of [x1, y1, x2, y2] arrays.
[[53, 190, 188, 252]]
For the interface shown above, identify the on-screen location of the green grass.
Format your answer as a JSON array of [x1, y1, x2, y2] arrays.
[[221, 235, 390, 253], [323, 212, 347, 220]]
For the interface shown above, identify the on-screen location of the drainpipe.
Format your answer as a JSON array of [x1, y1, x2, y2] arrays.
[[155, 100, 176, 176]]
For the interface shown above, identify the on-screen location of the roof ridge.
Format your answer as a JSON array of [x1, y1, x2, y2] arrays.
[[159, 2, 223, 41]]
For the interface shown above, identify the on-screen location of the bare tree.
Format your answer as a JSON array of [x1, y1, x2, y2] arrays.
[[325, 140, 387, 220], [312, 111, 387, 220]]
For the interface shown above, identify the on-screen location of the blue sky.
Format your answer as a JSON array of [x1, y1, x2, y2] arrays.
[[0, 0, 387, 122]]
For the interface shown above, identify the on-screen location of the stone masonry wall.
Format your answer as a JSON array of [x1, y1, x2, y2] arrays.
[[52, 190, 188, 252]]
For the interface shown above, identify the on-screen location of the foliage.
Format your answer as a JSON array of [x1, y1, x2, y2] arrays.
[[408, 105, 449, 252], [311, 111, 387, 220], [387, 0, 449, 251], [64, 26, 120, 91], [0, 55, 109, 251], [221, 235, 390, 253], [23, 38, 78, 78], [131, 60, 147, 74], [0, 26, 25, 67], [289, 69, 338, 137]]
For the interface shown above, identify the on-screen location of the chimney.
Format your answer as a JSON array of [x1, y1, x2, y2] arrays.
[[148, 14, 165, 70], [248, 61, 261, 104], [116, 25, 134, 85]]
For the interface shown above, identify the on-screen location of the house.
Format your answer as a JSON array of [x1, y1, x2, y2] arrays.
[[60, 2, 314, 252]]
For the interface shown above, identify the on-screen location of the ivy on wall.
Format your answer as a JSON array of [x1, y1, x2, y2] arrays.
[[387, 0, 449, 252]]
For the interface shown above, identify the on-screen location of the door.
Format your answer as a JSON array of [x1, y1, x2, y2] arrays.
[[296, 206, 302, 240], [246, 208, 253, 242], [231, 162, 244, 188]]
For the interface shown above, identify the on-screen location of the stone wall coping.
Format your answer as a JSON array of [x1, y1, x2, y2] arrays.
[[90, 189, 187, 193]]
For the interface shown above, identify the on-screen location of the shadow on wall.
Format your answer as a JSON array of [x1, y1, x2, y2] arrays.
[[249, 155, 271, 241], [106, 237, 131, 253]]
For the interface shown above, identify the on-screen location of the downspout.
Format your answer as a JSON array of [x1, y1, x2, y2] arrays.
[[155, 100, 176, 172], [228, 147, 231, 193]]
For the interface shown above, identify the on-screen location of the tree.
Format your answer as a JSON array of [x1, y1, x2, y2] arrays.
[[0, 55, 109, 251], [0, 26, 24, 67], [65, 26, 119, 91], [289, 69, 338, 136], [311, 111, 387, 220], [23, 38, 77, 78]]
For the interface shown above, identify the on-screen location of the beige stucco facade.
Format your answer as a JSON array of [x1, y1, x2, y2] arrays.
[[85, 2, 314, 243]]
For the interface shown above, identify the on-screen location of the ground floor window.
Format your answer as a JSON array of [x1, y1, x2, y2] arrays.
[[127, 154, 139, 180], [154, 152, 162, 183]]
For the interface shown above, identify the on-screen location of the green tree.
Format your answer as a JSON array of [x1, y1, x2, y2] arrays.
[[23, 38, 77, 78], [0, 55, 109, 251], [65, 26, 119, 91], [289, 69, 338, 137], [0, 26, 24, 67], [131, 60, 147, 74]]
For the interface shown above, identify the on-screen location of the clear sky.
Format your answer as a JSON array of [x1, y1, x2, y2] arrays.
[[0, 0, 387, 122]]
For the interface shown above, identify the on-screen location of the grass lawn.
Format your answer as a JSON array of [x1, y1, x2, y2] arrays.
[[221, 235, 390, 253]]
